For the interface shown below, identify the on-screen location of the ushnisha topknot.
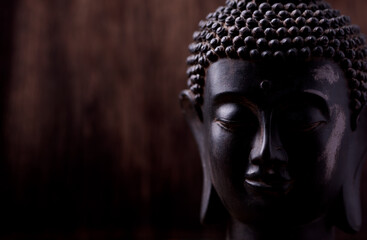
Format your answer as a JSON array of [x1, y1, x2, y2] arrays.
[[186, 0, 367, 116]]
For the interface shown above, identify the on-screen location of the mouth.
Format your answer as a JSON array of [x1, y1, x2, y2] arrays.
[[244, 178, 294, 194], [244, 164, 294, 195], [244, 167, 295, 195]]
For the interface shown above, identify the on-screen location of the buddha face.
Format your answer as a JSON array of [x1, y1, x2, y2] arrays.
[[201, 58, 352, 225]]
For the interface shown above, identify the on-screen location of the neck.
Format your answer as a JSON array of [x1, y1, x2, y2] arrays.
[[226, 217, 334, 240]]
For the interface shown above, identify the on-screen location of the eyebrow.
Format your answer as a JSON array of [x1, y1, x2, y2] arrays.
[[213, 90, 330, 119], [303, 89, 329, 101], [277, 90, 330, 119], [213, 92, 258, 115]]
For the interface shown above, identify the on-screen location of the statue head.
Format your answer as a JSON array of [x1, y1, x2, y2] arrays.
[[180, 0, 367, 236]]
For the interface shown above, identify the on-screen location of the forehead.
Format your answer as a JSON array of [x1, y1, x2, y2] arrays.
[[204, 58, 348, 106]]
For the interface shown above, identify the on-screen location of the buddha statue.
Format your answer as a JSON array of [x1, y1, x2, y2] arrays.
[[179, 0, 367, 239]]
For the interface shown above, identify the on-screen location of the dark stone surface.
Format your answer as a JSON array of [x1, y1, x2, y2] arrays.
[[0, 0, 366, 239]]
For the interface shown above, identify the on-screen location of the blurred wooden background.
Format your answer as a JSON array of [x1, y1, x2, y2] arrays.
[[0, 0, 366, 239]]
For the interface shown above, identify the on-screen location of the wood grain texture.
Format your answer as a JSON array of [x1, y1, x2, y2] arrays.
[[0, 0, 366, 239]]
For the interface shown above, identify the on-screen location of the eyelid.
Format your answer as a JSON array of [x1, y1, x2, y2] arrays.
[[294, 120, 327, 132], [276, 92, 330, 121], [215, 104, 258, 124], [215, 118, 247, 132], [215, 117, 242, 123], [213, 93, 259, 118]]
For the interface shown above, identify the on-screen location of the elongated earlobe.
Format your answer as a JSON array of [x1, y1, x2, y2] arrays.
[[334, 107, 367, 232], [333, 182, 362, 233], [200, 180, 228, 225], [180, 90, 228, 224]]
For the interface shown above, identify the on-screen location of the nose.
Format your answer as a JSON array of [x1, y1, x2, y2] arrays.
[[249, 112, 288, 167]]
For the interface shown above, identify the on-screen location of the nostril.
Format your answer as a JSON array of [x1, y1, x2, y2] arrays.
[[266, 169, 275, 175], [250, 156, 261, 165]]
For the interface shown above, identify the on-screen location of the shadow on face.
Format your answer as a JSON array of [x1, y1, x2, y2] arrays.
[[201, 58, 352, 225]]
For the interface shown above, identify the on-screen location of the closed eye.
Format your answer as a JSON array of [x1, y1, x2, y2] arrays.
[[214, 102, 259, 133], [289, 120, 327, 133], [215, 118, 251, 132]]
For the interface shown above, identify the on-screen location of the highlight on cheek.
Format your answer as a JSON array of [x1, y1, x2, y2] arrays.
[[211, 122, 226, 158], [319, 105, 346, 180]]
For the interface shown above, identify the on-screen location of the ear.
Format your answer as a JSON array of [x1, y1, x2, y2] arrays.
[[179, 90, 228, 224], [352, 105, 367, 131], [337, 175, 363, 233], [334, 163, 364, 233], [335, 106, 367, 232], [179, 90, 204, 149]]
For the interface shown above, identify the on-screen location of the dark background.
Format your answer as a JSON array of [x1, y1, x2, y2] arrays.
[[0, 0, 366, 239]]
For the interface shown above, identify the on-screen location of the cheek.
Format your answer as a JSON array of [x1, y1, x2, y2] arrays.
[[319, 106, 346, 181], [314, 106, 348, 200], [209, 123, 231, 164], [284, 106, 347, 189], [288, 138, 328, 179], [282, 131, 330, 178], [207, 122, 253, 186]]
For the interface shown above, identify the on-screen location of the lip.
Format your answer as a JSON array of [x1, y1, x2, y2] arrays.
[[244, 177, 294, 194]]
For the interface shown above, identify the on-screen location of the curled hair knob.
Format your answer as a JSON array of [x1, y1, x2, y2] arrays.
[[257, 38, 268, 50], [237, 46, 250, 59], [278, 10, 291, 20], [240, 27, 251, 37], [287, 48, 298, 58], [250, 49, 261, 60], [235, 17, 246, 27], [264, 28, 276, 39], [272, 3, 284, 13], [260, 80, 271, 91], [277, 27, 288, 38], [247, 18, 259, 29], [284, 18, 296, 28], [268, 39, 280, 50], [270, 18, 282, 28], [274, 50, 285, 60], [245, 36, 257, 47], [261, 50, 273, 60], [206, 50, 218, 62], [325, 46, 336, 58], [300, 47, 311, 58], [303, 10, 313, 18], [246, 2, 257, 12], [229, 26, 239, 37], [259, 2, 271, 13], [253, 10, 264, 21], [233, 36, 244, 47], [285, 3, 296, 11], [265, 10, 276, 19], [312, 46, 324, 57], [241, 10, 252, 19], [259, 19, 271, 28], [252, 27, 265, 38], [300, 26, 312, 36]]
